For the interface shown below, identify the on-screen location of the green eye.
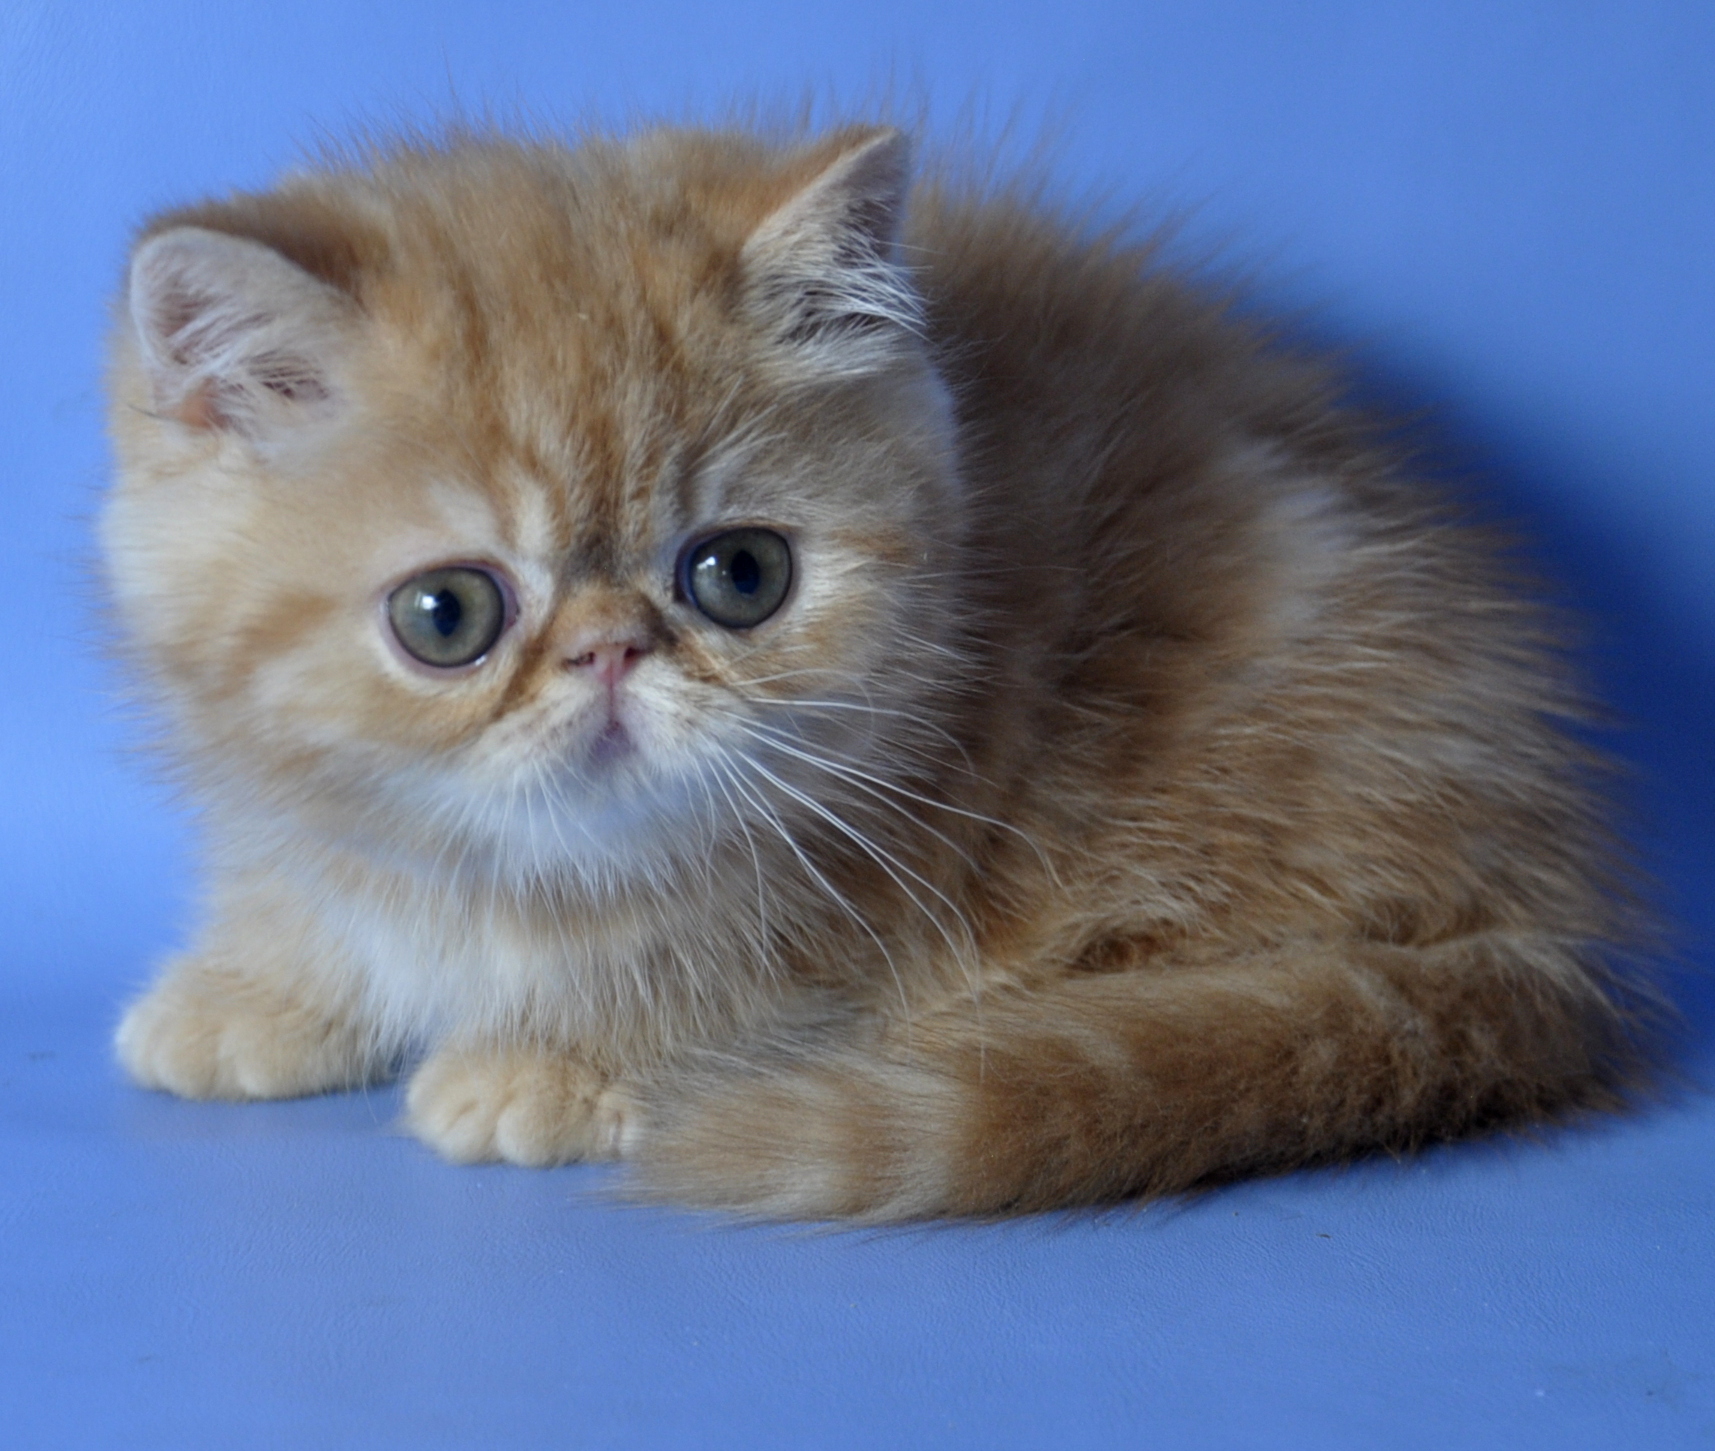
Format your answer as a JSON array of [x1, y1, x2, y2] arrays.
[[683, 528, 792, 629], [388, 567, 507, 667]]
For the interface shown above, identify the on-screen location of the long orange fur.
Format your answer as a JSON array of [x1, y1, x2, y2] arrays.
[[103, 122, 1650, 1220]]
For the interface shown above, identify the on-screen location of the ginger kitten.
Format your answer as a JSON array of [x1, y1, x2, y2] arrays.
[[104, 123, 1647, 1220]]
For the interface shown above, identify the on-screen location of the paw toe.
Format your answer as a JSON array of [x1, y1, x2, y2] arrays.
[[406, 1048, 627, 1167], [116, 961, 376, 1101]]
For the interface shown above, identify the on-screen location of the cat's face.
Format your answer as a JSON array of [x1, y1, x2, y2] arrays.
[[104, 129, 967, 885]]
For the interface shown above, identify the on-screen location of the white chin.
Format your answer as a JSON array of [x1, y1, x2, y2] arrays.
[[483, 760, 707, 886]]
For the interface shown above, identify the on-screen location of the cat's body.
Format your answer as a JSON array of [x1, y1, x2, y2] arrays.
[[105, 124, 1644, 1219]]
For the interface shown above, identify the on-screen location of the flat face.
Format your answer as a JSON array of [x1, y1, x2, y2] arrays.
[[103, 137, 967, 887]]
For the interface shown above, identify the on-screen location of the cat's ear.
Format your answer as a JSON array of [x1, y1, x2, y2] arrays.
[[740, 128, 922, 377], [127, 226, 360, 439]]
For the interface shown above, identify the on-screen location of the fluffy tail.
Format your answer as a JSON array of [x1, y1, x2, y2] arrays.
[[630, 936, 1650, 1221]]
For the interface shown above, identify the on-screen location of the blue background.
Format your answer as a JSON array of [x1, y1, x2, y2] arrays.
[[3, 2, 1711, 1446]]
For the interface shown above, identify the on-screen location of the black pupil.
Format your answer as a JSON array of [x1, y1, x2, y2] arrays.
[[729, 549, 760, 595], [426, 589, 462, 638]]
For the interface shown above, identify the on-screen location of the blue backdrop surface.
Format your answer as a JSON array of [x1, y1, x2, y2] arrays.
[[3, 2, 1711, 1447]]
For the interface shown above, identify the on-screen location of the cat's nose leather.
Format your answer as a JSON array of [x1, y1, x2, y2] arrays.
[[565, 639, 650, 688], [556, 593, 658, 688]]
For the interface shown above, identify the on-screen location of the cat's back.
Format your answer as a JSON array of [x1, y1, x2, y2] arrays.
[[900, 176, 1391, 671], [900, 167, 1614, 957]]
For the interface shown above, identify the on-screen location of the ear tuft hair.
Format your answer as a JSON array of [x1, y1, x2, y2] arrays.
[[128, 227, 358, 436], [740, 129, 923, 378]]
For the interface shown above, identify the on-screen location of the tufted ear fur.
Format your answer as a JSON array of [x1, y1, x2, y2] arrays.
[[740, 128, 922, 378], [128, 226, 360, 438]]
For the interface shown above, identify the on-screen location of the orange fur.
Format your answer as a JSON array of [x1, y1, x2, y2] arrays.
[[104, 121, 1651, 1221]]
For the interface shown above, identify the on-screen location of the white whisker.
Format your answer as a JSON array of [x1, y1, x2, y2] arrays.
[[733, 749, 978, 973], [713, 741, 913, 1027]]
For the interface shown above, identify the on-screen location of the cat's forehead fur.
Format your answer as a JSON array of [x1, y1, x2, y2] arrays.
[[136, 129, 898, 552]]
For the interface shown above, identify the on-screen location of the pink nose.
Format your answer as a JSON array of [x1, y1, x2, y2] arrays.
[[566, 639, 650, 689]]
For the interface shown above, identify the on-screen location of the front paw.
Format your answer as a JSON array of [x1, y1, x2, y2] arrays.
[[116, 958, 379, 1100], [405, 1046, 637, 1167]]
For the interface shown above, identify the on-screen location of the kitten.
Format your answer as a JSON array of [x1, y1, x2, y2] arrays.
[[103, 122, 1648, 1220]]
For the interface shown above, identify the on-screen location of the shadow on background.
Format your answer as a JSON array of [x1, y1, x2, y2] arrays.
[[1316, 337, 1715, 1069]]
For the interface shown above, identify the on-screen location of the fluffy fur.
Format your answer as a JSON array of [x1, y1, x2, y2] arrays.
[[103, 121, 1649, 1220]]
